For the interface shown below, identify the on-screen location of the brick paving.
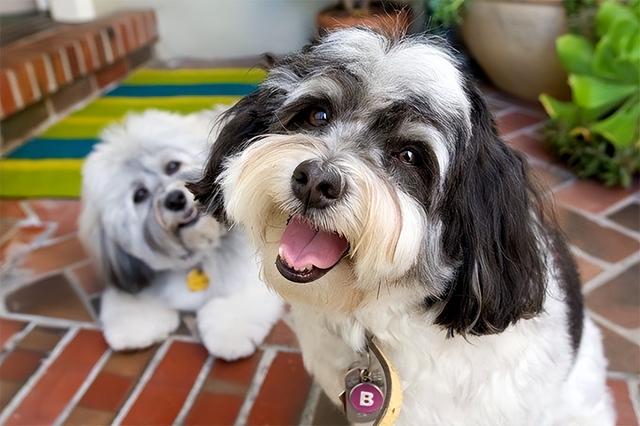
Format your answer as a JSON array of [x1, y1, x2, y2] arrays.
[[0, 87, 638, 425]]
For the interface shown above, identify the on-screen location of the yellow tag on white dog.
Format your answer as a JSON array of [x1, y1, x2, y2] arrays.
[[187, 269, 209, 292]]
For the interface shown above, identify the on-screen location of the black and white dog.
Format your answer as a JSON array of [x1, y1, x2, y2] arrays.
[[80, 108, 282, 360], [189, 29, 614, 424]]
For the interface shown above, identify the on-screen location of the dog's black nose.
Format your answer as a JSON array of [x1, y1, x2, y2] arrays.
[[291, 160, 344, 209], [165, 190, 187, 211]]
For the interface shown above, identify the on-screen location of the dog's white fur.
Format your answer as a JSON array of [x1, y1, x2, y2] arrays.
[[195, 30, 615, 424], [79, 108, 283, 360]]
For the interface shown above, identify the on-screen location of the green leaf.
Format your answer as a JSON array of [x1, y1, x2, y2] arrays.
[[569, 75, 637, 110], [539, 94, 579, 126], [592, 36, 639, 82], [597, 1, 637, 38], [591, 100, 640, 148], [556, 34, 594, 75]]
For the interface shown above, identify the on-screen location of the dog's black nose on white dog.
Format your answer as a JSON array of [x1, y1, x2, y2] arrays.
[[165, 190, 187, 211], [291, 160, 344, 209]]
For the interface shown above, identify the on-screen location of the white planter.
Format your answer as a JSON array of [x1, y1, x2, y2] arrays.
[[461, 0, 571, 101], [50, 0, 96, 23]]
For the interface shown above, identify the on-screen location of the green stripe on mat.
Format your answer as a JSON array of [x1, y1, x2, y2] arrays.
[[0, 159, 83, 198], [72, 96, 241, 118], [121, 68, 267, 85], [40, 117, 113, 139]]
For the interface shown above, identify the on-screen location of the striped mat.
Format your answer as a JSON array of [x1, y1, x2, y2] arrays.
[[0, 68, 265, 198]]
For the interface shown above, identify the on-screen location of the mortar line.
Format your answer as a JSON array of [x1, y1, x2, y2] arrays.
[[234, 348, 277, 426], [0, 327, 79, 424], [111, 339, 173, 426], [53, 348, 112, 426], [174, 356, 214, 426]]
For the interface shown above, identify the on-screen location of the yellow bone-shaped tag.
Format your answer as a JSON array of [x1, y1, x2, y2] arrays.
[[187, 268, 209, 292]]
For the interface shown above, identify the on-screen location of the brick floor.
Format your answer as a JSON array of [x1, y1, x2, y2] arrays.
[[0, 87, 638, 425]]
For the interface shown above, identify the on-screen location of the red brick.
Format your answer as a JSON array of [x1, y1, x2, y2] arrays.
[[557, 208, 640, 263], [21, 237, 87, 276], [95, 59, 129, 88], [122, 341, 208, 425], [265, 320, 299, 348], [117, 21, 133, 54], [184, 351, 261, 425], [5, 274, 94, 322], [79, 35, 99, 72], [600, 327, 640, 375], [11, 64, 37, 105], [31, 55, 55, 95], [497, 111, 542, 136], [209, 351, 261, 387], [6, 329, 108, 426], [0, 70, 17, 118], [70, 262, 104, 295], [30, 199, 81, 238], [0, 318, 25, 349], [49, 49, 69, 86], [0, 200, 27, 220], [530, 164, 570, 191], [131, 15, 144, 49], [93, 33, 108, 66], [507, 134, 557, 163], [247, 352, 312, 426], [79, 371, 133, 412], [608, 379, 638, 426], [574, 254, 602, 283], [587, 263, 640, 329], [64, 44, 81, 79], [555, 180, 639, 214], [0, 349, 43, 382], [184, 393, 243, 426]]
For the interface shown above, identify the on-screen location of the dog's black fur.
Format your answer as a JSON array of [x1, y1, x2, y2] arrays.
[[188, 33, 584, 350]]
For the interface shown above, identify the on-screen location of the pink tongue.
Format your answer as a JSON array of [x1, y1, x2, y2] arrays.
[[279, 217, 349, 270]]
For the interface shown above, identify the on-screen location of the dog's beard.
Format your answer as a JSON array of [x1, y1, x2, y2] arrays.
[[219, 134, 447, 309]]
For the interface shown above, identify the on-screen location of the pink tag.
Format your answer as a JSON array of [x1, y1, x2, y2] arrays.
[[349, 382, 384, 414]]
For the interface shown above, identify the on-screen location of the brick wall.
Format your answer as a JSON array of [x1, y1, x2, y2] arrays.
[[0, 10, 158, 150]]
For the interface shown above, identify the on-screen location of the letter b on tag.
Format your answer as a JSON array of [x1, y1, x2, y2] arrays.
[[349, 383, 384, 414]]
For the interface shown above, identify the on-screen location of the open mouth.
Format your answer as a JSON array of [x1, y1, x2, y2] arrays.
[[276, 216, 350, 284], [177, 208, 199, 229]]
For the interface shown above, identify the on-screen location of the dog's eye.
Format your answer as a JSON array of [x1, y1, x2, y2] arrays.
[[397, 148, 420, 165], [307, 108, 330, 127], [133, 187, 149, 203], [164, 161, 181, 175]]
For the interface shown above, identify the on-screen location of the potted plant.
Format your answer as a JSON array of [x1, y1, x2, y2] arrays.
[[459, 0, 583, 101], [540, 0, 639, 187], [317, 0, 413, 36]]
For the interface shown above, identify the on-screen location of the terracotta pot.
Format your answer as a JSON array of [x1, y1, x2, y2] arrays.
[[317, 2, 412, 37], [460, 0, 571, 101]]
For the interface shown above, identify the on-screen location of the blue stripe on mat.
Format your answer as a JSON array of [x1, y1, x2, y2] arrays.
[[106, 83, 258, 97], [8, 138, 99, 159]]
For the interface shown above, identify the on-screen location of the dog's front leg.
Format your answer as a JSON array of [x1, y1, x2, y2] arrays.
[[100, 287, 180, 351], [197, 283, 283, 361]]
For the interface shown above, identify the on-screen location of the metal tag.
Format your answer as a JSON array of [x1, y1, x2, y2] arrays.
[[342, 347, 387, 424]]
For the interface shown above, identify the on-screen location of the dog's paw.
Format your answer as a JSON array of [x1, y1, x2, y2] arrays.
[[103, 311, 179, 351], [197, 297, 272, 361]]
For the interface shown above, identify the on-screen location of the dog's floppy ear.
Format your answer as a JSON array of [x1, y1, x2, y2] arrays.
[[436, 83, 547, 337], [99, 227, 154, 293], [187, 88, 279, 222], [78, 203, 153, 294]]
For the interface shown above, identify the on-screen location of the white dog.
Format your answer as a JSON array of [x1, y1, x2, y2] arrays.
[[79, 108, 283, 361], [189, 29, 615, 424]]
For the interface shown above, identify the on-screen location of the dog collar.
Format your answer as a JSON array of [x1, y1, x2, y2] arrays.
[[186, 268, 209, 292], [340, 333, 403, 425]]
